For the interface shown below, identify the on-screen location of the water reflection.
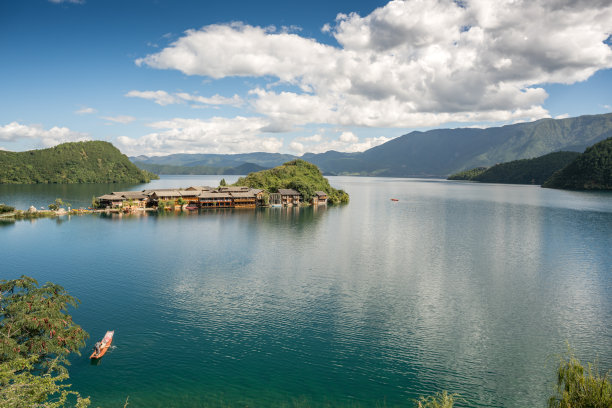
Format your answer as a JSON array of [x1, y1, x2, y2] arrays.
[[0, 178, 610, 408]]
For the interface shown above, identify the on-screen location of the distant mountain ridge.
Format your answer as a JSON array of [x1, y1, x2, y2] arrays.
[[131, 112, 612, 177]]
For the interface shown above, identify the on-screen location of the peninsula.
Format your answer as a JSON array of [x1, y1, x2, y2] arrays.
[[0, 141, 157, 184]]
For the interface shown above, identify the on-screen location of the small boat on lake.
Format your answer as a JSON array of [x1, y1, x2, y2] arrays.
[[390, 198, 399, 201], [185, 204, 199, 211], [90, 330, 114, 359]]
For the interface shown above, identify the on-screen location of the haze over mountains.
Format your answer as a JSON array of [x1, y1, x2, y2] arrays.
[[131, 113, 612, 177]]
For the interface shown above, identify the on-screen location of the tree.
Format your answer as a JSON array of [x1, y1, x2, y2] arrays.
[[416, 391, 457, 408], [90, 196, 99, 209], [0, 276, 90, 407], [219, 178, 227, 187], [176, 197, 187, 209], [548, 349, 611, 408], [48, 198, 71, 211]]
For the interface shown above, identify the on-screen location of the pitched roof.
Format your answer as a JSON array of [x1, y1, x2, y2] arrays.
[[98, 194, 125, 201], [218, 186, 250, 192], [177, 190, 201, 197], [278, 188, 300, 196], [199, 191, 232, 199], [230, 192, 256, 198], [151, 190, 182, 198], [113, 191, 148, 200], [315, 191, 328, 196]]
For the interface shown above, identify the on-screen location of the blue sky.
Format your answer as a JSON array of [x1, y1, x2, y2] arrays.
[[1, 0, 611, 156]]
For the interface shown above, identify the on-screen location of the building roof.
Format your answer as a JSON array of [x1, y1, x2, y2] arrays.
[[151, 190, 182, 198], [199, 191, 232, 199], [278, 188, 300, 196], [186, 186, 214, 191], [113, 191, 148, 200], [218, 186, 250, 192], [230, 192, 256, 198], [250, 188, 263, 194], [315, 191, 328, 196], [177, 190, 201, 197], [98, 194, 125, 201]]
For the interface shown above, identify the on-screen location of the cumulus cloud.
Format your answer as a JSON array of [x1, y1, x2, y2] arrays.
[[101, 115, 136, 124], [0, 122, 90, 147], [126, 89, 242, 107], [289, 131, 391, 154], [137, 0, 612, 129], [115, 116, 282, 156], [75, 106, 96, 115]]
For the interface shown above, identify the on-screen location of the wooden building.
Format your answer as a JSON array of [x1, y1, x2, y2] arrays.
[[312, 191, 328, 205], [278, 189, 301, 207], [97, 194, 125, 208], [113, 191, 148, 208], [231, 191, 257, 208], [199, 191, 233, 208]]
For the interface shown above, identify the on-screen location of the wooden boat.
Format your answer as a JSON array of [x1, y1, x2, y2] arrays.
[[90, 330, 114, 359], [185, 205, 199, 211], [390, 198, 399, 201]]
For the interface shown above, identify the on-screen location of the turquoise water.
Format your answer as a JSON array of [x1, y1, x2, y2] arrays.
[[1, 176, 611, 407]]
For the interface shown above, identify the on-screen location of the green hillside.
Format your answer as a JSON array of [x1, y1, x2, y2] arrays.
[[448, 151, 580, 184], [234, 159, 349, 204], [447, 167, 488, 181], [0, 141, 158, 184], [543, 137, 612, 190]]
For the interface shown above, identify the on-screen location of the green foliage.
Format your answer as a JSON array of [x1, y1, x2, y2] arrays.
[[219, 178, 227, 187], [0, 141, 159, 184], [543, 137, 612, 190], [234, 159, 349, 205], [548, 350, 611, 408], [0, 356, 90, 407], [49, 198, 71, 211], [0, 276, 90, 407], [90, 196, 99, 209], [448, 151, 580, 185], [447, 167, 488, 180], [0, 203, 15, 214], [176, 197, 187, 207], [416, 391, 457, 408]]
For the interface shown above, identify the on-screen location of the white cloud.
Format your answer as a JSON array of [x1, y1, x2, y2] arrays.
[[75, 106, 96, 115], [289, 131, 391, 154], [125, 90, 178, 106], [101, 115, 136, 124], [137, 0, 612, 129], [115, 116, 282, 156], [554, 113, 570, 119], [126, 89, 242, 107], [0, 122, 90, 147]]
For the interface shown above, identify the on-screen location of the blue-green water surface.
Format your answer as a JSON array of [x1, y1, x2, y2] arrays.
[[1, 176, 611, 407]]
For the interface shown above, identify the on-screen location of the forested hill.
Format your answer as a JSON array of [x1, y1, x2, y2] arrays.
[[0, 141, 158, 184], [543, 137, 612, 190], [234, 159, 349, 205], [448, 151, 580, 185]]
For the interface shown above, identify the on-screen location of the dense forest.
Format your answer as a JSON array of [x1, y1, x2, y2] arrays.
[[0, 141, 158, 184], [448, 152, 580, 184], [234, 159, 349, 204], [543, 137, 612, 190]]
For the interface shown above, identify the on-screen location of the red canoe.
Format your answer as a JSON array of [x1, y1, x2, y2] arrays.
[[90, 330, 114, 359]]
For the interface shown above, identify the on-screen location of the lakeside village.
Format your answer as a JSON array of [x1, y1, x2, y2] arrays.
[[96, 185, 329, 211]]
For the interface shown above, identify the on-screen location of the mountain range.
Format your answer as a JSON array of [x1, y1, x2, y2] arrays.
[[131, 112, 612, 177]]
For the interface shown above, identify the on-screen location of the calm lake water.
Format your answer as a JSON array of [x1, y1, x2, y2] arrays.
[[1, 176, 611, 407]]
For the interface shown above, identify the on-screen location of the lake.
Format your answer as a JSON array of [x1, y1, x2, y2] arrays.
[[1, 176, 611, 407]]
